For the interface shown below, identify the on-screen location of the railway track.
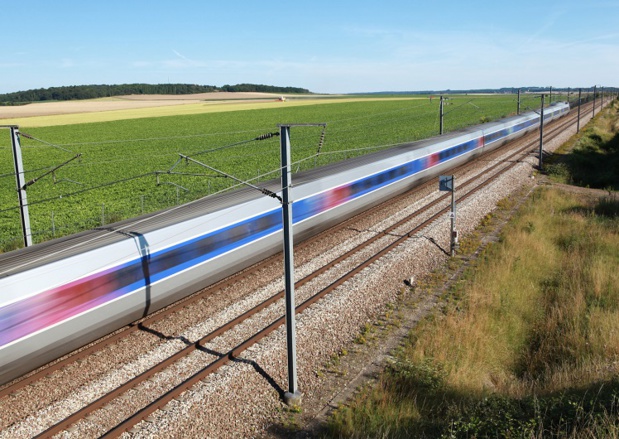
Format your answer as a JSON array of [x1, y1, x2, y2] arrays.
[[0, 101, 598, 438]]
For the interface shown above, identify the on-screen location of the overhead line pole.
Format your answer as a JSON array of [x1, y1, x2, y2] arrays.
[[548, 86, 552, 104], [280, 124, 299, 406], [180, 123, 327, 406], [278, 122, 326, 407], [439, 96, 444, 135], [593, 85, 597, 117], [577, 88, 582, 133], [4, 126, 33, 247], [538, 94, 545, 170]]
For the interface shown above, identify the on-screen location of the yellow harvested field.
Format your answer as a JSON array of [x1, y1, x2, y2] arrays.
[[0, 93, 423, 127]]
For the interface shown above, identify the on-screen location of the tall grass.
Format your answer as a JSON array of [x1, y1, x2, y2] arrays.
[[546, 99, 619, 190], [327, 187, 619, 438]]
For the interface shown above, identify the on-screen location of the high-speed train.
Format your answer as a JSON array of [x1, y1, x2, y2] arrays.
[[0, 102, 570, 385]]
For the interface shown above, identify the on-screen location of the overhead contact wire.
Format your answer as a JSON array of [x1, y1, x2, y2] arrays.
[[188, 132, 279, 158], [20, 132, 77, 154]]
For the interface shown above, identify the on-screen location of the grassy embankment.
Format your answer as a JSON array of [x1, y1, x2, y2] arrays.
[[326, 100, 619, 437]]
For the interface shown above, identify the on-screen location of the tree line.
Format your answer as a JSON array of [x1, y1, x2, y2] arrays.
[[0, 83, 311, 104]]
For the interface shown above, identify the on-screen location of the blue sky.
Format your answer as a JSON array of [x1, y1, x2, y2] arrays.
[[1, 0, 617, 94]]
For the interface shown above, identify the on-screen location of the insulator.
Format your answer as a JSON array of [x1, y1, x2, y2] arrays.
[[255, 132, 280, 141], [261, 188, 282, 202], [316, 128, 326, 155], [21, 178, 37, 190]]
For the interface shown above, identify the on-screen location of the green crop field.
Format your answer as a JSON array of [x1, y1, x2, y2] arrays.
[[0, 94, 546, 251]]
